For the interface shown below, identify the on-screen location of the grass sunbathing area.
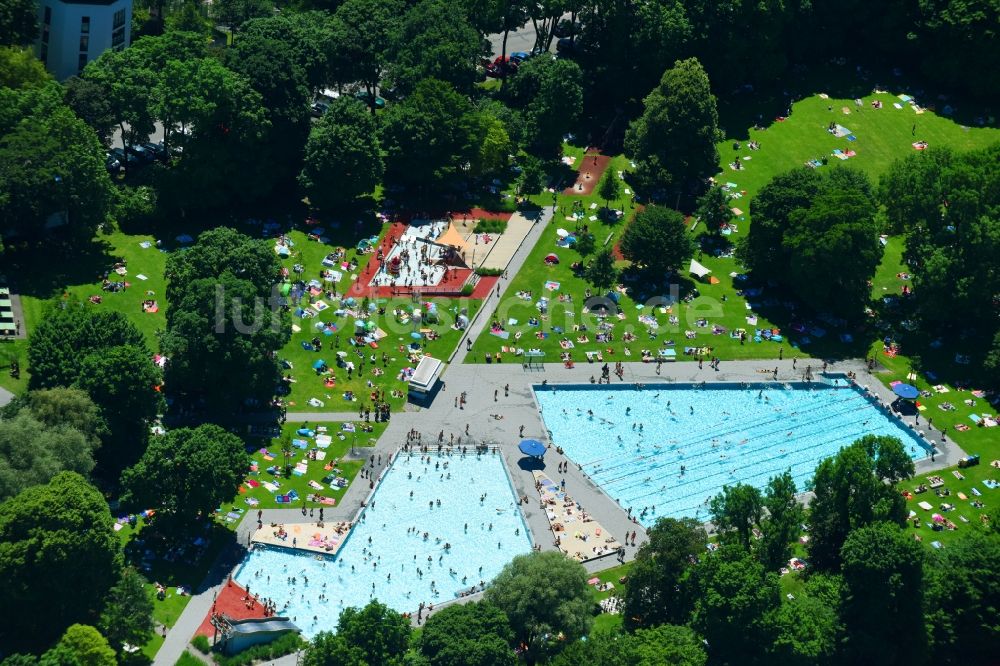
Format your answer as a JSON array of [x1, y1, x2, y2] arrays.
[[275, 229, 479, 411], [214, 421, 387, 516], [901, 460, 998, 550], [469, 90, 999, 367]]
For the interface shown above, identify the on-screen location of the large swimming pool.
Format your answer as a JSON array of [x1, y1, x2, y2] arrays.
[[234, 450, 531, 637], [534, 379, 929, 525]]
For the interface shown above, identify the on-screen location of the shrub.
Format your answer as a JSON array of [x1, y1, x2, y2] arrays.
[[460, 284, 475, 296], [474, 267, 504, 276], [191, 635, 210, 654], [473, 218, 508, 234]]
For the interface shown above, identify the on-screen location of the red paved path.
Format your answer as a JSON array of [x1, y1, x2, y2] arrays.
[[194, 580, 269, 637]]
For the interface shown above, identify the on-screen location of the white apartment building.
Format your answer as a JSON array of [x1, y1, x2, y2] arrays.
[[35, 0, 132, 81]]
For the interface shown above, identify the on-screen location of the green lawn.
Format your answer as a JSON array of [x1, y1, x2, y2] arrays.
[[274, 229, 480, 412], [901, 460, 998, 550], [173, 651, 203, 666], [212, 421, 386, 516]]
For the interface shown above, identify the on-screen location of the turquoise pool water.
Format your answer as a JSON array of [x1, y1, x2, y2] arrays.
[[534, 380, 929, 525], [233, 450, 531, 637]]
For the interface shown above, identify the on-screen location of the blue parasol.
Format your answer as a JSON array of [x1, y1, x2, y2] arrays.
[[892, 383, 919, 400], [518, 439, 546, 458], [312, 359, 327, 370]]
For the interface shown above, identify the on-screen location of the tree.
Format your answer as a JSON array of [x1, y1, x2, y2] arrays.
[[738, 168, 820, 282], [485, 551, 592, 660], [625, 58, 721, 195], [240, 12, 336, 93], [470, 113, 511, 176], [0, 411, 99, 500], [120, 425, 248, 527], [302, 632, 366, 666], [598, 170, 622, 211], [381, 78, 479, 192], [758, 471, 804, 571], [623, 517, 706, 630], [769, 591, 839, 666], [165, 227, 280, 302], [923, 528, 1000, 663], [23, 387, 106, 447], [631, 625, 707, 666], [0, 46, 50, 88], [0, 472, 122, 652], [331, 0, 404, 108], [43, 625, 117, 666], [619, 205, 695, 275], [783, 186, 881, 318], [162, 273, 287, 416], [82, 47, 157, 176], [512, 58, 583, 154], [300, 98, 383, 211], [420, 602, 515, 666], [337, 600, 410, 666], [154, 58, 270, 212], [574, 232, 595, 256], [695, 184, 732, 235], [0, 84, 114, 242], [225, 33, 311, 188], [165, 0, 213, 35], [98, 568, 155, 652], [392, 0, 483, 95], [586, 248, 618, 291], [28, 306, 146, 390], [688, 545, 781, 665], [211, 0, 273, 38], [63, 76, 116, 146], [709, 483, 763, 551], [0, 0, 37, 46], [77, 345, 160, 467], [840, 522, 926, 664], [807, 438, 910, 571]]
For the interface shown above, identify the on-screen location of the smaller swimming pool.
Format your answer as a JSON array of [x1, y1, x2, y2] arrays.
[[234, 449, 531, 637]]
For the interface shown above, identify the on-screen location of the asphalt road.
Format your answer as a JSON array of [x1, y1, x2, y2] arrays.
[[488, 22, 541, 58]]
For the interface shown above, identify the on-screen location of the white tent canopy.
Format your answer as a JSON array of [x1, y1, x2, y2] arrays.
[[689, 259, 711, 279]]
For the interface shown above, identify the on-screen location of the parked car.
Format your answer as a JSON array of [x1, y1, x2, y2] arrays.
[[129, 144, 156, 165], [553, 19, 576, 38], [105, 153, 121, 175], [556, 37, 584, 56], [486, 55, 520, 78], [310, 101, 329, 118], [142, 141, 168, 162], [109, 147, 139, 169], [354, 91, 386, 109], [509, 51, 532, 63]]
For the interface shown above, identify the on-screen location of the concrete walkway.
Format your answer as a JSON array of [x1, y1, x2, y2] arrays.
[[478, 211, 540, 270]]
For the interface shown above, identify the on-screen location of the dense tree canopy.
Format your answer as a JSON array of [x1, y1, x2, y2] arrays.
[[0, 473, 122, 652], [330, 0, 404, 105], [624, 517, 705, 629], [28, 306, 146, 390], [0, 46, 50, 89], [43, 624, 117, 666], [300, 98, 383, 211], [625, 58, 720, 196], [0, 83, 113, 242], [0, 0, 38, 46], [485, 551, 593, 660], [165, 227, 280, 302], [741, 168, 882, 319], [98, 567, 155, 652], [840, 522, 927, 664], [335, 600, 411, 666], [381, 78, 479, 192], [882, 144, 1000, 381], [120, 424, 248, 526], [0, 409, 98, 500], [420, 602, 515, 666], [807, 436, 912, 570], [392, 0, 483, 95], [619, 205, 695, 276], [688, 545, 781, 665]]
